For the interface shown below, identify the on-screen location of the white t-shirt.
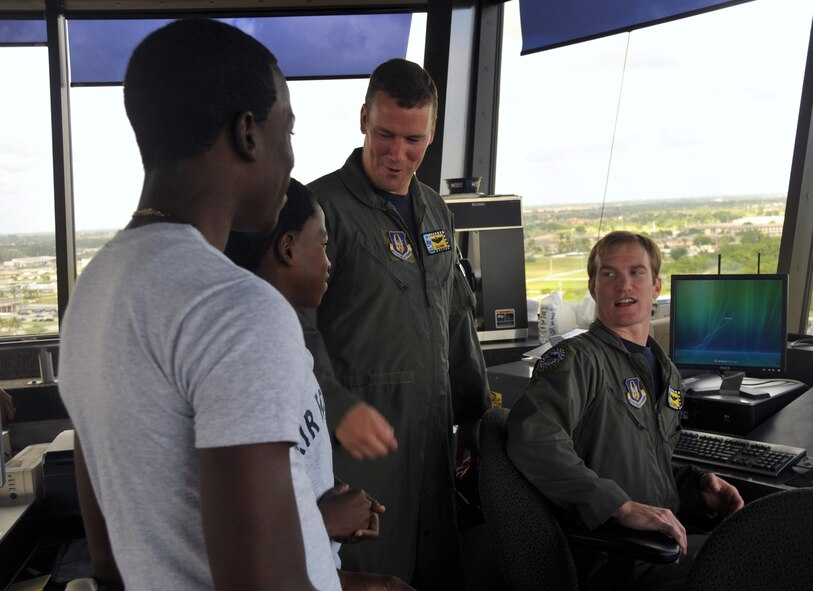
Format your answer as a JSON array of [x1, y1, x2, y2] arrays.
[[297, 354, 341, 568], [59, 223, 340, 590]]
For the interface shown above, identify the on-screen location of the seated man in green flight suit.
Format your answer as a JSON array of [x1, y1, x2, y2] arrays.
[[506, 230, 745, 590]]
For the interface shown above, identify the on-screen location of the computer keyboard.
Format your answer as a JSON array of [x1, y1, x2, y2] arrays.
[[674, 430, 806, 477]]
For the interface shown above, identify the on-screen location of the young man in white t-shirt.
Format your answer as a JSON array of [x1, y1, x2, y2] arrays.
[[59, 19, 339, 590]]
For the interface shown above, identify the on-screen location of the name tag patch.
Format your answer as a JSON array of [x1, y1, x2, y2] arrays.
[[625, 377, 648, 409], [422, 230, 451, 255], [668, 386, 683, 410]]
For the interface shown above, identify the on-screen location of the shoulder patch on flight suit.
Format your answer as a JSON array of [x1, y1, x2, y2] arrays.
[[385, 230, 414, 261], [668, 385, 683, 410], [533, 345, 570, 375], [625, 377, 648, 408], [422, 229, 451, 254]]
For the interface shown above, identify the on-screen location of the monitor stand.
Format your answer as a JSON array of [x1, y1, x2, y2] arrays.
[[718, 371, 765, 399]]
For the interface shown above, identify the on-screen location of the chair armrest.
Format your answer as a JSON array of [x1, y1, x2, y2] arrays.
[[565, 522, 681, 564], [65, 579, 98, 591]]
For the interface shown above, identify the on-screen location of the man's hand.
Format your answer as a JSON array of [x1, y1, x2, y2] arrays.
[[455, 420, 480, 476], [612, 500, 688, 555], [336, 403, 398, 460], [337, 571, 416, 591], [0, 388, 15, 425], [318, 482, 385, 543], [699, 472, 744, 516]]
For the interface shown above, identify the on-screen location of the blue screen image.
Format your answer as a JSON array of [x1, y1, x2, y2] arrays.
[[671, 276, 785, 372]]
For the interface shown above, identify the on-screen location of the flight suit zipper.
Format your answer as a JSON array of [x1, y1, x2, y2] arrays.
[[381, 203, 430, 306], [625, 409, 647, 431]]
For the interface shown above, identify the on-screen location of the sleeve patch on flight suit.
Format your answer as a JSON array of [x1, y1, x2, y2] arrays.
[[422, 230, 451, 254], [625, 377, 648, 408], [386, 230, 414, 261], [668, 386, 683, 410], [533, 345, 569, 375]]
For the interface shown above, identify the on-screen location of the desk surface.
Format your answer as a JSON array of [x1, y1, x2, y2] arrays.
[[748, 387, 813, 451], [0, 500, 35, 544]]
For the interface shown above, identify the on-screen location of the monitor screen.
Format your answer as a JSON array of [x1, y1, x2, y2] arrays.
[[0, 411, 4, 488], [669, 274, 788, 378]]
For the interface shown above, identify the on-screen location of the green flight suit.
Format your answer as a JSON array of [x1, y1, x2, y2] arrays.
[[506, 319, 706, 530], [303, 149, 491, 587]]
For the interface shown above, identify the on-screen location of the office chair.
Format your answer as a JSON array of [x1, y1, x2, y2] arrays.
[[683, 487, 813, 591], [478, 407, 680, 591]]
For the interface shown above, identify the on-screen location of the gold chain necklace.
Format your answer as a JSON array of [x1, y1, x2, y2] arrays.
[[131, 208, 171, 218]]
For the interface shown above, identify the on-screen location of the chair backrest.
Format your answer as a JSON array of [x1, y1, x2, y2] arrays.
[[684, 487, 813, 591], [478, 406, 579, 591]]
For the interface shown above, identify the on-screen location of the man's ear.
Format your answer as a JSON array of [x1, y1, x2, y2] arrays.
[[428, 122, 436, 145], [588, 278, 596, 300], [360, 104, 368, 135], [233, 111, 259, 162], [275, 233, 296, 268]]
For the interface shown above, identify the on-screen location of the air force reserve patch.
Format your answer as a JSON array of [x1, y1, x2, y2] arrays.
[[533, 345, 569, 375], [625, 377, 648, 408], [387, 230, 414, 261], [668, 385, 683, 410], [422, 230, 451, 255]]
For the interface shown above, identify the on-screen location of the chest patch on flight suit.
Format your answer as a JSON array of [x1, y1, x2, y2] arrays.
[[533, 345, 569, 375], [386, 230, 414, 261], [625, 377, 648, 408], [668, 385, 683, 410], [422, 229, 451, 254]]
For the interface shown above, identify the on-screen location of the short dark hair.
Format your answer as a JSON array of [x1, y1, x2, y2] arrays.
[[124, 18, 279, 170], [224, 179, 317, 273], [587, 231, 662, 281], [364, 58, 438, 122]]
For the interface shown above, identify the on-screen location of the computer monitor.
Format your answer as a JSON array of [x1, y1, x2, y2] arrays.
[[669, 273, 788, 396], [0, 411, 4, 487]]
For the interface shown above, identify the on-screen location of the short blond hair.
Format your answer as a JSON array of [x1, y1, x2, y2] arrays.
[[587, 231, 661, 281]]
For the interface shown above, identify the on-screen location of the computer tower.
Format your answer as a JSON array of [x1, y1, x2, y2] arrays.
[[443, 195, 528, 342], [681, 382, 808, 435]]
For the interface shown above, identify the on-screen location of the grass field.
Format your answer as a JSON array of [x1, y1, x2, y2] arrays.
[[524, 254, 693, 303], [525, 255, 590, 302]]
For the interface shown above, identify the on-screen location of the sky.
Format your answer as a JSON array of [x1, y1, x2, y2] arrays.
[[495, 0, 813, 205], [1, 2, 812, 233]]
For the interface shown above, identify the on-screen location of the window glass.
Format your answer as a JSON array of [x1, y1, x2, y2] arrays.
[[69, 12, 426, 259], [808, 294, 812, 335], [497, 0, 812, 321], [0, 46, 57, 337]]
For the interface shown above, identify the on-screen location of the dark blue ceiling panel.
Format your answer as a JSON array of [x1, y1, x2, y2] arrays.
[[0, 19, 47, 45], [68, 14, 412, 86], [518, 0, 750, 54]]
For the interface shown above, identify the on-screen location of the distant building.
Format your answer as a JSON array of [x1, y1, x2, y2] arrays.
[[0, 302, 22, 314], [2, 256, 56, 269], [698, 216, 785, 238]]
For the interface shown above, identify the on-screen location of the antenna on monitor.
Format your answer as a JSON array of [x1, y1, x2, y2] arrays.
[[757, 252, 761, 274], [717, 254, 722, 275]]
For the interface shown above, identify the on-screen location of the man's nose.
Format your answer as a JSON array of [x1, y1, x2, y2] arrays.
[[390, 138, 407, 161]]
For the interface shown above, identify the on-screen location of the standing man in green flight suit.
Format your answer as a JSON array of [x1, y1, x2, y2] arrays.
[[303, 59, 491, 590], [506, 231, 744, 590]]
